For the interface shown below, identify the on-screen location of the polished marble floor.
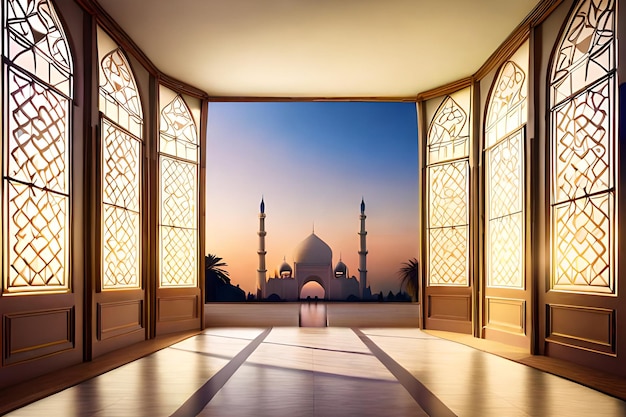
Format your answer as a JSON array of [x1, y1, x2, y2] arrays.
[[7, 327, 626, 417]]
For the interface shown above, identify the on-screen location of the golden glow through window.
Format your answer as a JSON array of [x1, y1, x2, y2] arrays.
[[158, 87, 199, 287], [97, 28, 143, 290], [2, 0, 72, 293], [484, 42, 528, 289], [550, 0, 616, 293], [426, 90, 471, 286]]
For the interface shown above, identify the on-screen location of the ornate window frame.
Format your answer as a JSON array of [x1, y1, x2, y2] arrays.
[[158, 86, 200, 288], [484, 41, 528, 290], [97, 27, 144, 290], [2, 0, 73, 294], [549, 0, 616, 294], [426, 89, 471, 287]]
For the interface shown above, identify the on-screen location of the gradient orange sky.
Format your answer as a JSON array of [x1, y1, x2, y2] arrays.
[[206, 102, 419, 297]]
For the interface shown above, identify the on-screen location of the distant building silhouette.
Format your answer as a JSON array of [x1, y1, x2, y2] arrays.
[[258, 199, 372, 301]]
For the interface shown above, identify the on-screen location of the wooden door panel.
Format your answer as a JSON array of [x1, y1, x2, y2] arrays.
[[155, 288, 201, 336], [92, 289, 146, 357], [0, 293, 82, 389], [483, 288, 530, 348], [425, 287, 472, 334]]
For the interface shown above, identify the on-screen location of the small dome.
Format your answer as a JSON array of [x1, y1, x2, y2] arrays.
[[334, 260, 348, 278], [279, 260, 292, 275], [294, 233, 332, 265]]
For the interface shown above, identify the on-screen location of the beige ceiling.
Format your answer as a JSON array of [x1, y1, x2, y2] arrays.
[[96, 0, 541, 99]]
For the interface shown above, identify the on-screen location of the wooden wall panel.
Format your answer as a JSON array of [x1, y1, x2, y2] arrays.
[[485, 297, 525, 334], [428, 295, 471, 321], [546, 304, 615, 354], [97, 300, 143, 340], [157, 296, 198, 322], [4, 308, 74, 365]]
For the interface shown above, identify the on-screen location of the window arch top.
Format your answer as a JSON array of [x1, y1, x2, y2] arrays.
[[551, 0, 615, 106], [484, 39, 529, 148], [5, 0, 72, 96], [159, 91, 199, 163], [485, 60, 527, 147], [428, 96, 467, 145], [161, 95, 198, 145], [99, 47, 143, 136], [427, 96, 469, 164]]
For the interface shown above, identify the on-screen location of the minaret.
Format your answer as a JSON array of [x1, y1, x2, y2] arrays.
[[257, 198, 267, 299], [358, 198, 368, 299]]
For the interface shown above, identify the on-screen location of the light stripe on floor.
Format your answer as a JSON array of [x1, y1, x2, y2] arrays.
[[171, 327, 272, 417], [353, 328, 457, 417]]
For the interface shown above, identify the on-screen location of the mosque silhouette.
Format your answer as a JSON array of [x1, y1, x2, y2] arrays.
[[257, 199, 372, 301]]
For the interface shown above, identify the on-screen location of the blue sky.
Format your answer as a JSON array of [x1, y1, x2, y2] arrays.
[[206, 101, 418, 296]]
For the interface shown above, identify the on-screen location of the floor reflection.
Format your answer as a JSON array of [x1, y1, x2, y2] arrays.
[[299, 302, 327, 327]]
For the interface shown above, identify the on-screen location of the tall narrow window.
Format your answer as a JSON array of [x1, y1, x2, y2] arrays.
[[2, 0, 73, 293], [97, 28, 143, 289], [426, 90, 471, 286], [158, 87, 199, 287], [485, 42, 528, 289], [550, 0, 616, 293]]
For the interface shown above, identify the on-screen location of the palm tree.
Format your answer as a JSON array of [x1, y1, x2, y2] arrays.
[[398, 258, 419, 302], [205, 254, 231, 302], [205, 254, 230, 285]]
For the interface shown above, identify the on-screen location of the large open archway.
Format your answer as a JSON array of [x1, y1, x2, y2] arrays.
[[300, 278, 326, 300]]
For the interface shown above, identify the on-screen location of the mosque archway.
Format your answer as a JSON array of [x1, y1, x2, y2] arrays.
[[300, 279, 326, 300]]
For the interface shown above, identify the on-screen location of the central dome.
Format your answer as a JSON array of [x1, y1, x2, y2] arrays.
[[294, 233, 332, 265]]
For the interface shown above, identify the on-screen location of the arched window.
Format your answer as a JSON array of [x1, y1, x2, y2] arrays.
[[550, 0, 616, 293], [159, 87, 199, 287], [2, 0, 73, 293], [484, 43, 528, 289], [98, 28, 143, 289], [426, 91, 470, 286]]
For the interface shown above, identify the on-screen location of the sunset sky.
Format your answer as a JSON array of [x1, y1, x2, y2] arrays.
[[205, 101, 419, 297]]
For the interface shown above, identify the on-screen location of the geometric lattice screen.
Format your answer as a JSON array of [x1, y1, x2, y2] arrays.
[[2, 0, 73, 293], [550, 0, 616, 294], [426, 91, 471, 286], [98, 29, 143, 290], [484, 43, 528, 289], [159, 87, 199, 287]]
